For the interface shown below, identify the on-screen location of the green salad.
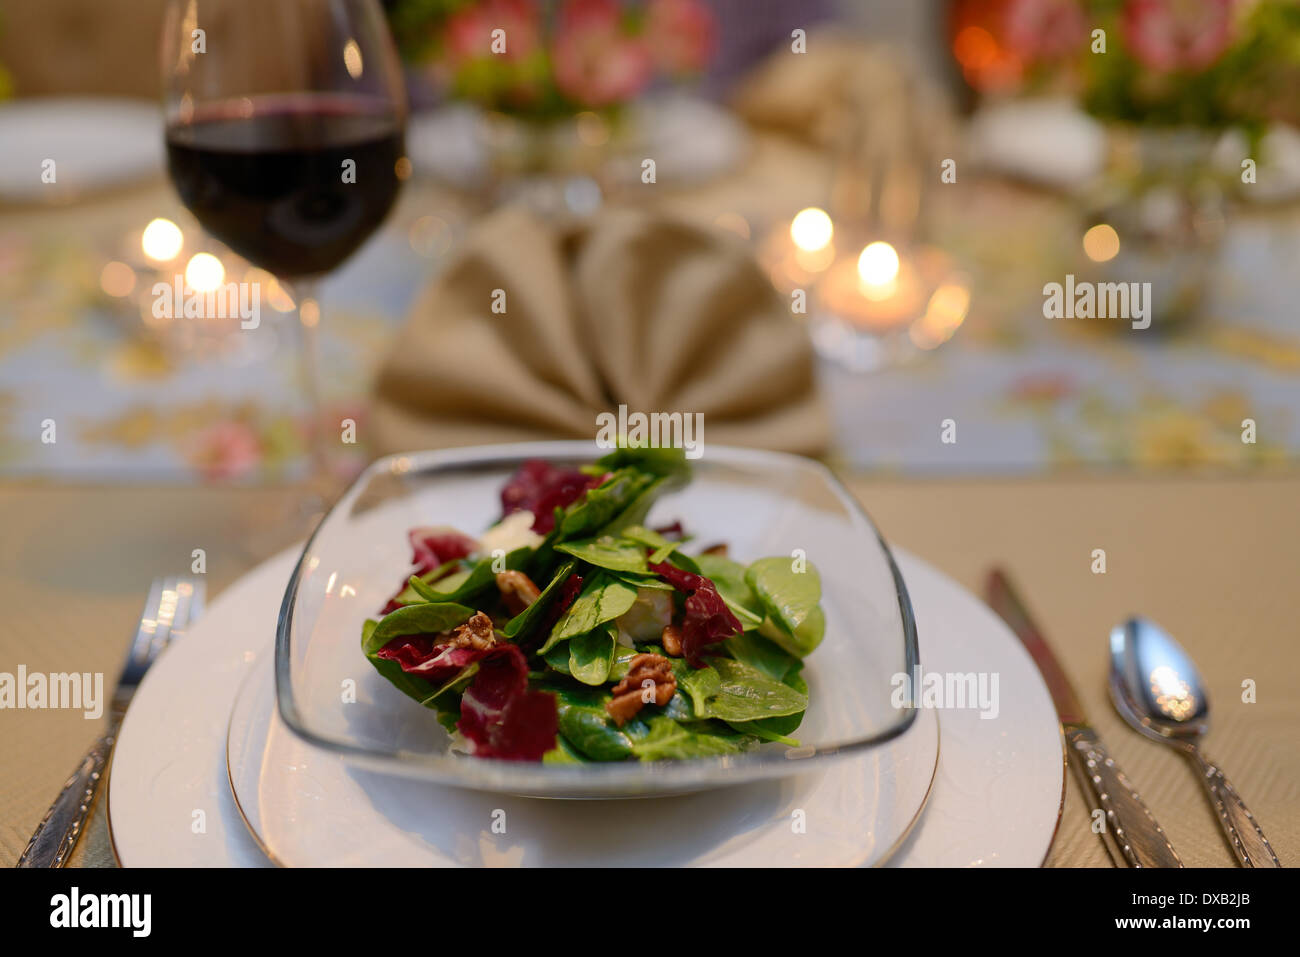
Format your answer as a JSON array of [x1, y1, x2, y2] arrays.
[[362, 447, 824, 762]]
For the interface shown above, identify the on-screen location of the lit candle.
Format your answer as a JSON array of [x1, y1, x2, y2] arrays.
[[819, 240, 925, 332], [760, 207, 837, 292]]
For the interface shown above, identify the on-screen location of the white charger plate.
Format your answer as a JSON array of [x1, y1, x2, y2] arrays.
[[0, 97, 163, 204], [109, 546, 1063, 866], [228, 645, 938, 867]]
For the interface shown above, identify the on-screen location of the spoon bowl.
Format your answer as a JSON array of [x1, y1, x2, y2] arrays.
[[1109, 617, 1208, 746], [1108, 616, 1281, 867]]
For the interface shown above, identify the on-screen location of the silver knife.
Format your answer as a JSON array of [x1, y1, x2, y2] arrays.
[[17, 576, 204, 867], [986, 569, 1182, 868]]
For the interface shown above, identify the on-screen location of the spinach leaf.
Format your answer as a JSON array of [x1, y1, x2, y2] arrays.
[[594, 475, 669, 538], [406, 558, 496, 604], [556, 699, 634, 760], [723, 631, 799, 681], [417, 663, 479, 707], [758, 605, 826, 658], [366, 602, 475, 650], [388, 558, 465, 607], [538, 572, 637, 653], [554, 536, 649, 574], [694, 554, 765, 630], [723, 720, 800, 746], [503, 560, 577, 640], [569, 624, 617, 685], [746, 557, 825, 656], [559, 468, 651, 539], [735, 669, 808, 738], [594, 445, 690, 478], [619, 525, 681, 564], [542, 736, 588, 765], [659, 690, 695, 722], [361, 618, 439, 706], [609, 571, 675, 592], [673, 658, 807, 723], [629, 716, 755, 761], [543, 642, 571, 675], [608, 644, 644, 682], [537, 679, 655, 761]]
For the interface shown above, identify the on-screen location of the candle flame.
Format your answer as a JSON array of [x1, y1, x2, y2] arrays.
[[858, 241, 900, 286], [142, 218, 184, 262], [184, 253, 225, 293], [791, 208, 833, 252]]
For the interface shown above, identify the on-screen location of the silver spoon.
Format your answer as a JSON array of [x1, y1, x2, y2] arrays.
[[1109, 617, 1281, 867]]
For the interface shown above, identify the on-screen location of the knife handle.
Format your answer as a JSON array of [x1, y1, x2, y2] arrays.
[[16, 729, 114, 868], [1066, 726, 1183, 868]]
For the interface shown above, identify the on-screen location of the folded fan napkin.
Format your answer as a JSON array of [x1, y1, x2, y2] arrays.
[[369, 205, 829, 456]]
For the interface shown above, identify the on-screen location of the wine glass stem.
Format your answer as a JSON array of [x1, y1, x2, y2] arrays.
[[293, 279, 328, 482]]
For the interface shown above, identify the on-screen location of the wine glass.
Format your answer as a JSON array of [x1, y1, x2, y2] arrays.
[[161, 0, 407, 505]]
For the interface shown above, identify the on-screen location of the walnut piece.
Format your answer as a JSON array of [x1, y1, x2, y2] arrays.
[[700, 543, 729, 557], [442, 611, 497, 651], [660, 625, 683, 657], [495, 570, 541, 616], [605, 652, 677, 726]]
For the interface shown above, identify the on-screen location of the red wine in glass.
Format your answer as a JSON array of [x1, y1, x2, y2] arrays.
[[166, 94, 404, 278]]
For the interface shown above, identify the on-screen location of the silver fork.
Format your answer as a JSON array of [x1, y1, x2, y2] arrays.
[[16, 576, 205, 867]]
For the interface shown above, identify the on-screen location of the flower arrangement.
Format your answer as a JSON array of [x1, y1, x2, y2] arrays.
[[386, 0, 717, 119], [950, 0, 1300, 132]]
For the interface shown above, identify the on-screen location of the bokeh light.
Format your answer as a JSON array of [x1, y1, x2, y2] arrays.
[[1083, 223, 1121, 262], [790, 208, 833, 252], [141, 218, 184, 262], [184, 252, 225, 293], [857, 241, 901, 286], [100, 261, 136, 298]]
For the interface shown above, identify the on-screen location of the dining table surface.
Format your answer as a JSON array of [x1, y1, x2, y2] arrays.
[[2, 469, 1296, 868]]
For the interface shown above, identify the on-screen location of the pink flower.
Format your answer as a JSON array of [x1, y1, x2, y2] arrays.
[[186, 421, 261, 481], [645, 0, 717, 75], [552, 0, 653, 107], [557, 0, 622, 33], [443, 0, 541, 68], [1003, 0, 1087, 62], [1123, 0, 1236, 72]]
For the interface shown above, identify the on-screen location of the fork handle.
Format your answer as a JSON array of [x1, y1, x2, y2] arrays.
[[1188, 748, 1282, 867], [1066, 726, 1184, 868], [16, 730, 114, 868]]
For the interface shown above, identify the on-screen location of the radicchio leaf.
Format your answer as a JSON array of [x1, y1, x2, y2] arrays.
[[648, 558, 743, 667], [409, 527, 477, 577], [500, 459, 604, 533], [653, 521, 687, 540], [457, 644, 558, 761], [380, 527, 478, 613], [376, 636, 557, 761]]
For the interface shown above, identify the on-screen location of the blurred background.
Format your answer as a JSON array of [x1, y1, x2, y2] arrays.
[[2, 0, 1299, 483]]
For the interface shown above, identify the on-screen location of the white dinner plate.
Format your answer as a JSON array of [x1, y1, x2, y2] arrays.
[[109, 545, 1064, 867], [407, 93, 747, 190], [0, 97, 164, 204]]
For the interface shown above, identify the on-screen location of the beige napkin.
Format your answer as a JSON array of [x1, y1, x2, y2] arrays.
[[730, 31, 956, 160], [369, 205, 829, 456]]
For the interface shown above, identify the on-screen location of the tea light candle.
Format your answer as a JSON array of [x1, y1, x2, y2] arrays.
[[819, 240, 926, 331], [760, 207, 837, 293]]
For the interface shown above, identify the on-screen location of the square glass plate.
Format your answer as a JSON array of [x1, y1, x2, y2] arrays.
[[276, 441, 919, 797]]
